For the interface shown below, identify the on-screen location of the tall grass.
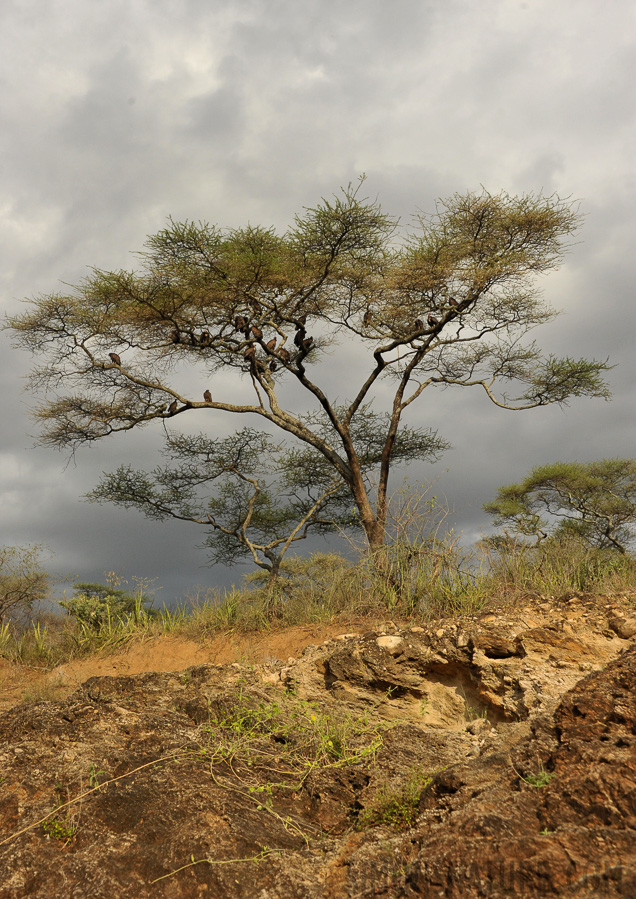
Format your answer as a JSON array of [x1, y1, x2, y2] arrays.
[[483, 533, 636, 599], [1, 508, 634, 673]]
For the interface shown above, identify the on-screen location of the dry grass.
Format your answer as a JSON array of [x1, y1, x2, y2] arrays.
[[1, 530, 634, 672]]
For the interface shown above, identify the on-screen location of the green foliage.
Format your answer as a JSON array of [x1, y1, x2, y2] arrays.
[[0, 618, 64, 667], [485, 459, 636, 553], [205, 690, 381, 772], [192, 687, 384, 844], [522, 767, 556, 789], [60, 581, 156, 633], [0, 545, 50, 623], [41, 816, 77, 842]]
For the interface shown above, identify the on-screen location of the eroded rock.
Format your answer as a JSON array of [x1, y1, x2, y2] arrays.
[[0, 593, 634, 897]]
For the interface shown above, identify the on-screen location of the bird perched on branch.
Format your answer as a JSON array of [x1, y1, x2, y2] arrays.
[[294, 329, 304, 348], [251, 325, 263, 340], [234, 315, 247, 332], [108, 352, 121, 365], [302, 336, 314, 351], [199, 330, 211, 347], [266, 337, 276, 351], [278, 347, 291, 363], [294, 314, 307, 329], [203, 389, 212, 403], [168, 400, 178, 414], [414, 319, 424, 330], [171, 329, 181, 344], [427, 313, 439, 328], [244, 345, 256, 361], [269, 360, 278, 372], [449, 297, 459, 308]]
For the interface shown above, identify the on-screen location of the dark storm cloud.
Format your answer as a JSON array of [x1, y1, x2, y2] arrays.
[[1, 0, 634, 605]]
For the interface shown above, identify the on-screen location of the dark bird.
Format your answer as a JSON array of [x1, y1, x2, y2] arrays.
[[266, 337, 277, 351], [244, 345, 256, 361], [168, 400, 178, 414], [199, 330, 211, 347], [251, 325, 263, 340], [108, 352, 121, 365], [295, 314, 307, 329], [302, 336, 314, 351], [171, 329, 181, 344], [278, 347, 291, 363], [269, 360, 278, 372], [190, 332, 198, 346], [427, 313, 439, 328], [203, 389, 212, 403], [414, 319, 424, 330], [234, 315, 247, 331], [449, 297, 459, 308], [294, 330, 304, 348], [251, 299, 263, 313]]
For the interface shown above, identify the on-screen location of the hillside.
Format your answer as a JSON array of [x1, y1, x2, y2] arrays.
[[1, 592, 635, 897]]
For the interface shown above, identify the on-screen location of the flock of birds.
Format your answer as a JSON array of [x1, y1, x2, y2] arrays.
[[105, 297, 462, 415]]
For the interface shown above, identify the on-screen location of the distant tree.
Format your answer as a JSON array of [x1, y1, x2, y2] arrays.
[[484, 459, 636, 553], [0, 544, 50, 622], [7, 182, 610, 565]]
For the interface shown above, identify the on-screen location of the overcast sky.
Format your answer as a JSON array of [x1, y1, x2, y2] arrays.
[[1, 0, 634, 608]]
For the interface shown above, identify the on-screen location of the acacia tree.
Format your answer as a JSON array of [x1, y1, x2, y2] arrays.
[[484, 459, 636, 553], [7, 182, 610, 561]]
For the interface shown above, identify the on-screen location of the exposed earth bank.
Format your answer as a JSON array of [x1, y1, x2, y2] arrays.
[[1, 593, 635, 897]]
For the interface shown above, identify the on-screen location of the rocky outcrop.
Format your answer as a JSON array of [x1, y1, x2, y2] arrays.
[[0, 594, 634, 897]]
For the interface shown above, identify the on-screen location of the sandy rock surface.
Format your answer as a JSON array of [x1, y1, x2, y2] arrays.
[[0, 594, 635, 897]]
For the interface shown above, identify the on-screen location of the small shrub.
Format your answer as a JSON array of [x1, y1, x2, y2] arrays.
[[42, 815, 77, 842], [197, 686, 384, 810], [357, 767, 433, 830], [523, 767, 556, 788], [60, 581, 156, 633]]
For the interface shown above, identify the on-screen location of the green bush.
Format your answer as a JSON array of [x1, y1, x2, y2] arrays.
[[60, 582, 156, 632]]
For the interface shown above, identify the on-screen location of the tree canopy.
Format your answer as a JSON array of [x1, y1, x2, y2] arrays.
[[7, 181, 611, 558], [484, 459, 636, 553]]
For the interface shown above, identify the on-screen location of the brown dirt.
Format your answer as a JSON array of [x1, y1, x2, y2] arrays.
[[0, 620, 377, 711], [1, 595, 635, 897]]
